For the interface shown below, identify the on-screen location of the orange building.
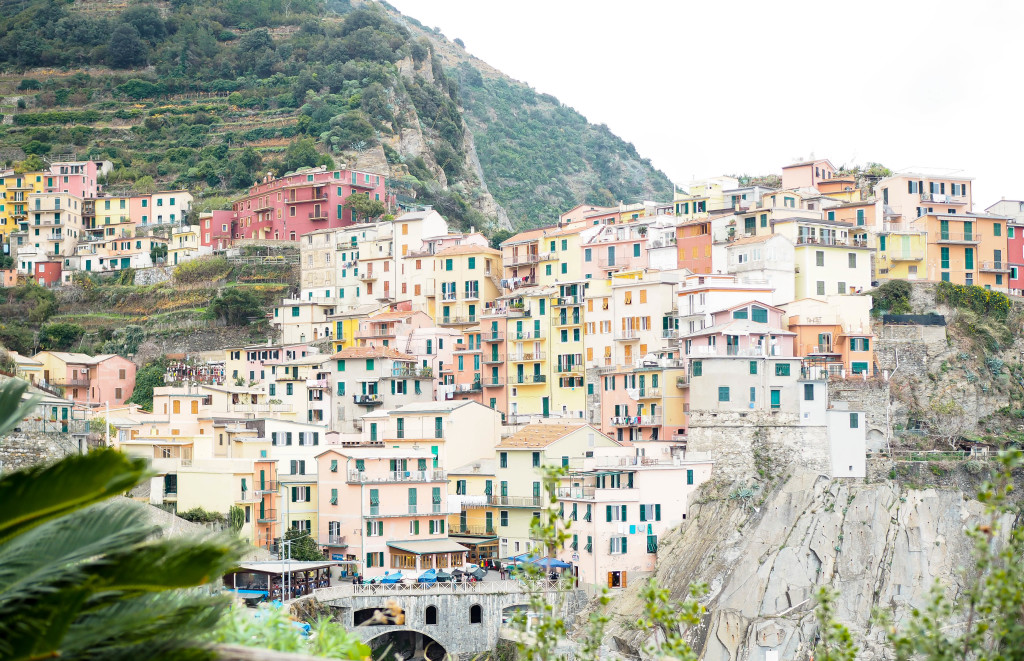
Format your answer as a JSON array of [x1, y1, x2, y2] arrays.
[[676, 219, 712, 272], [826, 200, 876, 230]]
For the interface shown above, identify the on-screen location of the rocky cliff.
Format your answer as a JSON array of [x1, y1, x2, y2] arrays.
[[596, 464, 1009, 661]]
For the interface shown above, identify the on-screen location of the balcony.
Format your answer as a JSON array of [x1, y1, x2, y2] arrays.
[[256, 481, 279, 493], [507, 373, 547, 385], [347, 469, 447, 484], [356, 327, 396, 338], [609, 415, 663, 427], [441, 292, 457, 302], [389, 365, 433, 378], [46, 233, 64, 241], [326, 535, 347, 546], [614, 330, 640, 341], [481, 377, 504, 388], [233, 403, 294, 413], [885, 250, 925, 262], [357, 271, 377, 281], [661, 329, 679, 339], [464, 290, 481, 301], [452, 524, 496, 537], [508, 252, 553, 265], [238, 489, 261, 503], [305, 378, 329, 389], [53, 377, 90, 387], [980, 261, 1011, 273], [162, 488, 177, 499], [638, 388, 663, 399], [482, 332, 504, 343], [597, 257, 621, 269], [308, 211, 328, 221], [937, 232, 980, 244], [439, 315, 477, 326], [553, 315, 581, 327], [920, 192, 967, 205], [350, 176, 377, 189], [257, 509, 277, 523], [552, 295, 583, 307], [452, 381, 482, 394], [554, 364, 583, 374], [483, 353, 504, 364], [353, 394, 383, 406], [508, 330, 544, 341], [488, 495, 542, 508], [508, 352, 545, 362], [677, 374, 690, 388]]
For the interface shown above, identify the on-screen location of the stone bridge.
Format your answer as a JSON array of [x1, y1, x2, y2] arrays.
[[310, 580, 576, 659]]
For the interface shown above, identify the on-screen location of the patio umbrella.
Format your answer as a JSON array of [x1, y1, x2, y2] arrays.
[[435, 570, 453, 582], [417, 568, 437, 584], [527, 557, 571, 569], [451, 568, 465, 577], [470, 567, 486, 580], [381, 571, 403, 584]]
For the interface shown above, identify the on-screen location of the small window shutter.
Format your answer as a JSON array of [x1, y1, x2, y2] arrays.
[[640, 506, 647, 522], [621, 505, 627, 521], [330, 459, 338, 472], [366, 521, 372, 536], [313, 432, 319, 445], [655, 504, 661, 521], [439, 520, 444, 533], [292, 487, 298, 502], [429, 520, 434, 534], [305, 486, 311, 501], [610, 538, 615, 553], [606, 505, 613, 522], [622, 537, 628, 554]]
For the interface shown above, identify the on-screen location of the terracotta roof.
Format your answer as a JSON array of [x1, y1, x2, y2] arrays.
[[329, 346, 414, 360], [496, 423, 590, 449], [367, 310, 417, 321], [729, 234, 774, 246], [435, 244, 501, 257]]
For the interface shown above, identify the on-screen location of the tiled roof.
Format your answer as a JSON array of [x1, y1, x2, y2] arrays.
[[496, 423, 589, 449], [729, 234, 774, 246], [329, 346, 414, 360], [435, 244, 501, 256], [368, 310, 417, 321]]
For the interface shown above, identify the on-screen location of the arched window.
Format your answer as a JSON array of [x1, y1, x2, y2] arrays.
[[425, 605, 438, 625], [470, 604, 482, 624]]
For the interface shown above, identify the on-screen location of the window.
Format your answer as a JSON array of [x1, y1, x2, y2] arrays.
[[749, 361, 758, 375], [500, 511, 508, 526], [848, 253, 857, 268], [585, 248, 592, 262], [609, 536, 627, 554], [994, 223, 1002, 237], [816, 281, 825, 296], [470, 605, 482, 624], [775, 363, 791, 376], [850, 412, 859, 428], [733, 308, 748, 320], [468, 256, 476, 269], [426, 606, 438, 625], [751, 307, 768, 323], [692, 360, 702, 377], [718, 386, 730, 402], [815, 251, 824, 267], [532, 451, 540, 467], [499, 452, 507, 468], [850, 338, 870, 351], [856, 209, 865, 226]]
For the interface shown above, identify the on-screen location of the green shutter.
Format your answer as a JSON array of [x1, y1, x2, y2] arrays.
[[655, 504, 661, 521], [606, 505, 613, 522], [621, 505, 627, 521], [640, 506, 646, 522], [622, 537, 627, 554]]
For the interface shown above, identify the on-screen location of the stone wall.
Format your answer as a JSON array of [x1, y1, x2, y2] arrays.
[[133, 266, 174, 286], [686, 410, 831, 481], [0, 431, 80, 473], [827, 378, 890, 449]]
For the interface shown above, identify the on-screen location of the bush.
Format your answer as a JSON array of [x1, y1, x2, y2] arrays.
[[127, 356, 167, 411], [38, 322, 86, 351], [173, 256, 231, 284], [871, 279, 912, 314], [17, 78, 42, 90], [177, 506, 225, 524], [936, 281, 1011, 321], [207, 288, 265, 326]]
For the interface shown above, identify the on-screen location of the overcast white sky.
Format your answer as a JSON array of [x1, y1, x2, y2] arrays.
[[386, 0, 1023, 210]]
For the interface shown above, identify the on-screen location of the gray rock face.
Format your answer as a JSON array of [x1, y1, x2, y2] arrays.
[[599, 471, 1006, 661]]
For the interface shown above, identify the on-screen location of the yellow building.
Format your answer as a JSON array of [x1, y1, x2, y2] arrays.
[[168, 225, 208, 265], [447, 457, 499, 566], [434, 244, 503, 328], [876, 226, 928, 281], [0, 171, 48, 242], [492, 423, 619, 558], [88, 195, 133, 241]]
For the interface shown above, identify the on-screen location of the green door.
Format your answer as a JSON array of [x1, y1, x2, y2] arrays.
[[85, 259, 91, 271], [259, 470, 265, 490], [491, 345, 498, 361], [770, 390, 781, 409], [542, 397, 550, 418], [121, 258, 130, 268], [490, 321, 498, 339], [517, 364, 524, 383]]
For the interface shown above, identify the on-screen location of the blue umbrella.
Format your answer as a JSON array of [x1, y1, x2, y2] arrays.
[[526, 556, 571, 569], [381, 571, 403, 584], [417, 568, 437, 584]]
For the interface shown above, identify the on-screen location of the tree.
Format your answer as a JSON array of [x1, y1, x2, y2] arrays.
[[342, 193, 386, 223], [208, 288, 264, 326], [489, 228, 514, 250], [102, 324, 144, 356], [281, 137, 321, 174], [127, 356, 167, 411], [150, 242, 168, 264], [107, 23, 147, 68], [37, 322, 85, 352], [283, 528, 324, 562], [238, 28, 274, 56], [0, 439, 240, 659], [13, 155, 47, 174], [121, 4, 166, 43]]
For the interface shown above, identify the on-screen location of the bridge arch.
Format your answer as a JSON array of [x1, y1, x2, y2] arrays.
[[365, 627, 447, 661]]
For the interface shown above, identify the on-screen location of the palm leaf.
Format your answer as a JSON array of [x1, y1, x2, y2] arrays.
[[0, 448, 148, 545], [0, 379, 40, 436]]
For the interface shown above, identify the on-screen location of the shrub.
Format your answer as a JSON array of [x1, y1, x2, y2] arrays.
[[207, 288, 265, 326], [38, 322, 86, 351], [173, 256, 231, 284], [871, 279, 912, 314], [178, 506, 225, 524], [936, 281, 1011, 321]]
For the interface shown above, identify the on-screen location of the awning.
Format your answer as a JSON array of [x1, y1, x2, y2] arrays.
[[449, 534, 498, 544], [233, 560, 338, 575], [387, 539, 470, 555]]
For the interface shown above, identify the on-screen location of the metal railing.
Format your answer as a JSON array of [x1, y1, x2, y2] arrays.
[[920, 192, 967, 204], [353, 394, 382, 405], [937, 232, 981, 243], [507, 374, 547, 385], [256, 481, 278, 493], [552, 295, 583, 306], [609, 415, 663, 427], [326, 535, 346, 546], [488, 495, 542, 508], [257, 509, 277, 523], [390, 366, 433, 378], [508, 330, 543, 341], [981, 261, 1011, 272], [508, 352, 545, 362], [347, 470, 447, 484]]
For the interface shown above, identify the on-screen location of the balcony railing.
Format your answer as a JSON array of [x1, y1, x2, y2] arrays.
[[452, 381, 483, 393], [305, 378, 329, 389], [937, 232, 981, 243], [507, 374, 547, 385], [556, 486, 596, 499], [638, 388, 662, 399], [239, 489, 261, 502], [483, 353, 504, 364], [553, 315, 581, 327], [53, 377, 90, 387], [554, 364, 583, 373], [326, 535, 346, 546], [257, 509, 277, 523], [981, 261, 1011, 273], [609, 415, 663, 427], [347, 470, 447, 484], [508, 330, 544, 341], [256, 481, 278, 493], [614, 330, 639, 341], [453, 524, 497, 536], [884, 250, 925, 262], [357, 271, 377, 281], [482, 332, 505, 343], [233, 403, 293, 413], [508, 252, 553, 265], [353, 394, 382, 406], [552, 295, 583, 307], [481, 377, 504, 387], [488, 495, 542, 508], [390, 366, 433, 378], [440, 315, 476, 325], [920, 192, 967, 204], [441, 292, 457, 301], [661, 329, 680, 339], [508, 352, 545, 362]]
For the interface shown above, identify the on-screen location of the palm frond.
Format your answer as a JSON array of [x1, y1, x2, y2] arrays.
[[0, 379, 40, 437], [0, 448, 148, 545]]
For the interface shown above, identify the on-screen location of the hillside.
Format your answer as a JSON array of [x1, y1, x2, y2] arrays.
[[0, 0, 674, 232]]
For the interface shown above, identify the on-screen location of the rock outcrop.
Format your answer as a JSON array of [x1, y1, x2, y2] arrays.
[[598, 469, 1007, 661]]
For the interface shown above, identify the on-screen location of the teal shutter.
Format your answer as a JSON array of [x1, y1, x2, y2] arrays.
[[655, 504, 661, 521], [606, 505, 613, 522]]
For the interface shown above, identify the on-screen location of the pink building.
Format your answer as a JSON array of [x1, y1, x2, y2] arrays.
[[581, 222, 650, 279], [231, 167, 390, 243], [48, 160, 110, 198], [36, 351, 137, 406], [781, 158, 836, 190], [555, 447, 713, 592], [682, 301, 796, 359], [88, 354, 137, 406], [316, 446, 466, 578]]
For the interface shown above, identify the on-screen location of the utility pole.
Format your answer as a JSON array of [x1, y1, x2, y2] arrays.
[[105, 400, 110, 448]]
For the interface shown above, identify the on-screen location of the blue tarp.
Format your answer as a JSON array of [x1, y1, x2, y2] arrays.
[[381, 571, 403, 583], [417, 568, 437, 583], [524, 555, 571, 569], [226, 588, 269, 597]]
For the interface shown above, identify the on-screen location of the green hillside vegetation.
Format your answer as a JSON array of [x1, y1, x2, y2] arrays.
[[0, 0, 675, 232]]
